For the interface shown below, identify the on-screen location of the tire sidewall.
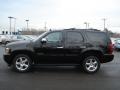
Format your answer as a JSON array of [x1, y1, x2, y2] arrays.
[[12, 54, 32, 72]]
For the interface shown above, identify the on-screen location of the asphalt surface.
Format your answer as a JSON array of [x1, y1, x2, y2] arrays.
[[0, 46, 120, 90]]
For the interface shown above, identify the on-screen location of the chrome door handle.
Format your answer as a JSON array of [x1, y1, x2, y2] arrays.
[[80, 46, 86, 49], [57, 47, 63, 48]]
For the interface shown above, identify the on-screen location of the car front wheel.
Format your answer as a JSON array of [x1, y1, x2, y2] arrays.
[[12, 54, 32, 72], [82, 55, 100, 74]]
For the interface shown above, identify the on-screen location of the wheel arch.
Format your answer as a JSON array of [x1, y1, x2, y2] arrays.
[[80, 50, 104, 63], [10, 50, 35, 64]]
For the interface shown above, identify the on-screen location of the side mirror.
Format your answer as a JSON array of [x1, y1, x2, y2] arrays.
[[41, 38, 47, 43]]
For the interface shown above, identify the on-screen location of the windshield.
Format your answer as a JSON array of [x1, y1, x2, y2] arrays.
[[33, 31, 49, 42]]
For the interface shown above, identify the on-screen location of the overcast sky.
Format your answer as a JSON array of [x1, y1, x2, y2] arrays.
[[0, 0, 120, 32]]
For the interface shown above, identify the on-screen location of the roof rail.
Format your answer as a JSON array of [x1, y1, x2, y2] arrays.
[[64, 28, 76, 30], [86, 29, 101, 31]]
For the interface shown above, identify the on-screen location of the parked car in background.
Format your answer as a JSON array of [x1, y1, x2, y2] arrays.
[[0, 35, 11, 44], [111, 38, 116, 45], [0, 35, 36, 44], [11, 35, 34, 42], [24, 35, 37, 40], [114, 39, 120, 51], [0, 35, 5, 44]]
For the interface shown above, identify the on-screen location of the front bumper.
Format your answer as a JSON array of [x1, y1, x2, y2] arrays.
[[3, 54, 12, 66], [102, 54, 114, 63]]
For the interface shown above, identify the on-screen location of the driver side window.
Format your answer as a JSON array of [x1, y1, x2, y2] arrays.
[[44, 32, 62, 42]]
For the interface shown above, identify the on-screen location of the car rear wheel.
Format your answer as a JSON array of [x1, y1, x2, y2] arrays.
[[12, 54, 32, 72], [82, 54, 100, 74]]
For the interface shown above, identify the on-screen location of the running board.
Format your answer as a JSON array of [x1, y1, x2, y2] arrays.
[[32, 64, 80, 66]]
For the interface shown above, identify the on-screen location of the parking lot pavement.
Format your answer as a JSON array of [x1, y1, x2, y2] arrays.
[[0, 46, 120, 90]]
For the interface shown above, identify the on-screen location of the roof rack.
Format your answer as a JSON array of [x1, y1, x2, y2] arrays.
[[64, 28, 101, 31], [64, 28, 76, 30], [86, 29, 101, 31]]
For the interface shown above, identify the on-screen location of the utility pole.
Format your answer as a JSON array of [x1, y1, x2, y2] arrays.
[[8, 16, 14, 35], [26, 20, 29, 31]]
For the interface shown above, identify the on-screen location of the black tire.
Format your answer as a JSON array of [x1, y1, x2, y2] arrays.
[[12, 54, 32, 73], [82, 54, 100, 74]]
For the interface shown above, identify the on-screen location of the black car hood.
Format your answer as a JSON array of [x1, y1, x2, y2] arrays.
[[6, 40, 33, 51]]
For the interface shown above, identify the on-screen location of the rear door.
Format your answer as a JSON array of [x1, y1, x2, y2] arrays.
[[64, 31, 85, 63]]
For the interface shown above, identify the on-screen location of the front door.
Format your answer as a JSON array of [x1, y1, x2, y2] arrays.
[[36, 31, 65, 64]]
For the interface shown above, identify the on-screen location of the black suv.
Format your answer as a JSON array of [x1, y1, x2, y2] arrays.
[[4, 29, 114, 73]]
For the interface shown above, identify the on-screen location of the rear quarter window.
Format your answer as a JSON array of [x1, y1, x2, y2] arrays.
[[86, 31, 109, 45]]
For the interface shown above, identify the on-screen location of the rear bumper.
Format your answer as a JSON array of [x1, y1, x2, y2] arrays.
[[3, 54, 12, 65], [102, 54, 114, 63]]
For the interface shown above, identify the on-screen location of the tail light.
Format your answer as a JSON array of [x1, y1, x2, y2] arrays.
[[108, 41, 113, 54]]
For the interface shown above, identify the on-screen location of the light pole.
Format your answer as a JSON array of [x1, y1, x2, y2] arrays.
[[102, 18, 106, 30], [26, 20, 29, 31], [84, 22, 89, 29], [44, 22, 47, 31], [84, 22, 87, 29], [87, 23, 90, 29], [13, 18, 16, 34], [8, 16, 14, 35]]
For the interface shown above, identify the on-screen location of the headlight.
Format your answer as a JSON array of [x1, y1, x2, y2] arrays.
[[5, 48, 11, 54]]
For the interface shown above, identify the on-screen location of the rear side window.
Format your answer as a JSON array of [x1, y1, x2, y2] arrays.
[[86, 31, 108, 44], [66, 31, 83, 43]]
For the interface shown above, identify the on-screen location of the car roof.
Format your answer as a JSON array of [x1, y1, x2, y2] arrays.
[[49, 28, 105, 33]]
